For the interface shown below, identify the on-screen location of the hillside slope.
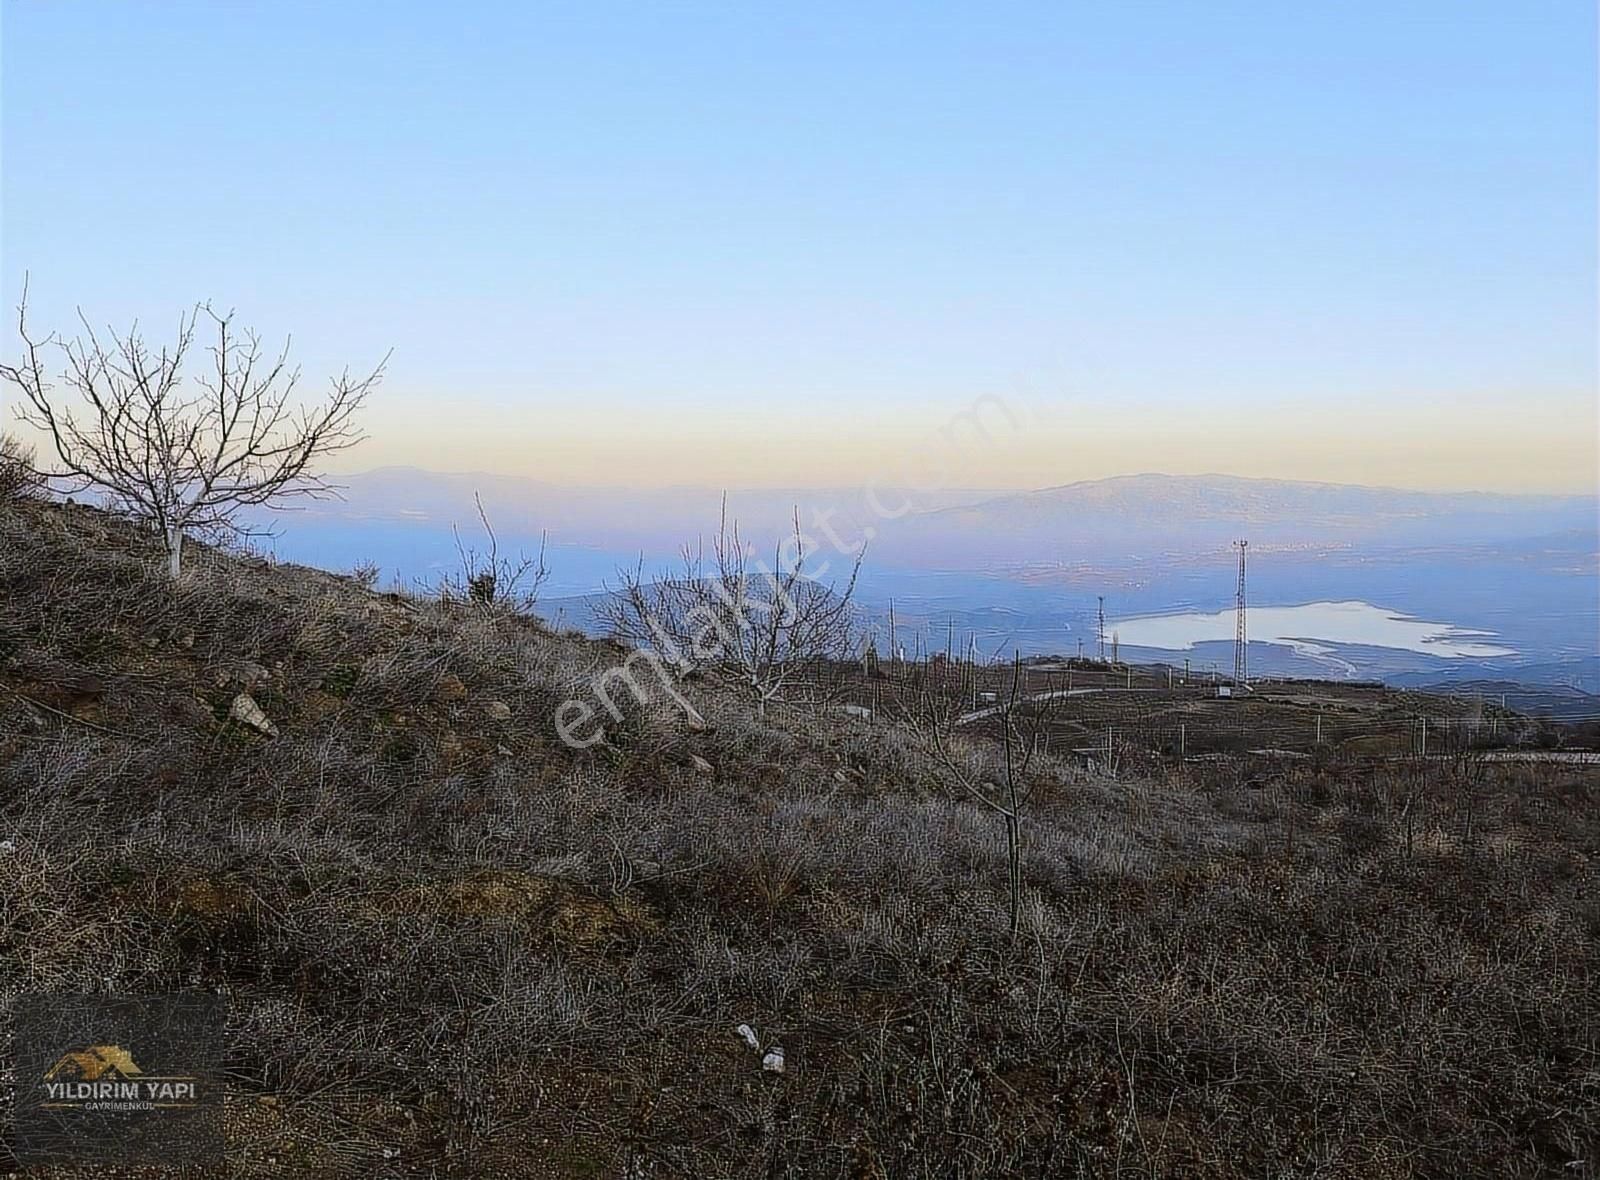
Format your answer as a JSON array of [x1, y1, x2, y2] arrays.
[[1, 493, 1596, 1178]]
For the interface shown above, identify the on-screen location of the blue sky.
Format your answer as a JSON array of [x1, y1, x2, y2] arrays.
[[3, 2, 1595, 490]]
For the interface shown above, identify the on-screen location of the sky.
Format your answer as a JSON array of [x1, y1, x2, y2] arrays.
[[2, 1, 1595, 493]]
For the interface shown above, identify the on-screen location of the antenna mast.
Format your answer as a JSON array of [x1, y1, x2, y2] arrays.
[[1233, 540, 1248, 686]]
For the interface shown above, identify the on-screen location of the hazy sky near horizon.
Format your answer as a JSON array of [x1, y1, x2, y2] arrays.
[[2, 2, 1595, 493]]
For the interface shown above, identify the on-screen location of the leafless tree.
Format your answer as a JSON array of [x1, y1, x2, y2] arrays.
[[437, 492, 550, 615], [0, 283, 384, 576], [0, 432, 41, 499], [900, 651, 1059, 937], [598, 498, 864, 719]]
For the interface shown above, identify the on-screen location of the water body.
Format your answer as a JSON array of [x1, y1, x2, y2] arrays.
[[1114, 600, 1515, 664]]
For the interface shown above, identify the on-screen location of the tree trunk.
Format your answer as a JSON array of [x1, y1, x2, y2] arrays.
[[165, 522, 183, 578], [1005, 811, 1021, 938]]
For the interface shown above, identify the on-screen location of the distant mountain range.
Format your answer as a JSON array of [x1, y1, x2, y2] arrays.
[[299, 466, 1594, 566], [256, 468, 1598, 690], [882, 473, 1596, 564]]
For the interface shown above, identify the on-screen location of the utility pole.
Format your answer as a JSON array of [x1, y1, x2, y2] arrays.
[[1180, 723, 1186, 760], [1097, 596, 1106, 663], [1315, 711, 1322, 745], [1233, 539, 1249, 687], [888, 600, 897, 668]]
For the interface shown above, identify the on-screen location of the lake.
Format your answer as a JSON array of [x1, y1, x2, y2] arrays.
[[1112, 600, 1515, 662]]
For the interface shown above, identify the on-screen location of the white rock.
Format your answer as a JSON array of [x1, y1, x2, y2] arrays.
[[735, 1023, 759, 1051], [484, 700, 512, 721], [762, 1047, 785, 1073], [229, 693, 279, 737], [691, 755, 714, 774]]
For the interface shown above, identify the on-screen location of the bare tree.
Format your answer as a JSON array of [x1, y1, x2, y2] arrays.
[[900, 651, 1058, 937], [598, 498, 864, 719], [0, 431, 41, 500], [437, 492, 550, 615], [0, 283, 384, 576]]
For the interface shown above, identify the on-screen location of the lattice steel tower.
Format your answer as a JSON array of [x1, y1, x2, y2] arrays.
[[1233, 540, 1248, 686]]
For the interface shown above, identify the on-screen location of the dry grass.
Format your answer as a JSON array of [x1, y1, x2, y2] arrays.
[[0, 492, 1596, 1178]]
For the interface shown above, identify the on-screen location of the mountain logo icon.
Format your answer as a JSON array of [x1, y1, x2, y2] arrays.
[[43, 1045, 144, 1081]]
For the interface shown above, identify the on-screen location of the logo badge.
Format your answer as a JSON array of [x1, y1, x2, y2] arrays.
[[13, 993, 225, 1165]]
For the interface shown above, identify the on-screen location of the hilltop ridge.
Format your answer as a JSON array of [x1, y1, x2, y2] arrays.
[[1, 491, 1596, 1176]]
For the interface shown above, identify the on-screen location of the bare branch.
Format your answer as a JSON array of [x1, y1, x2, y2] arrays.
[[437, 492, 550, 615]]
